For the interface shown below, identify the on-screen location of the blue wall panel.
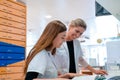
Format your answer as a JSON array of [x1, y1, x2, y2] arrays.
[[0, 41, 25, 66]]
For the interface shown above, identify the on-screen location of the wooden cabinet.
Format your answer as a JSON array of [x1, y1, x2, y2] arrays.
[[0, 38, 25, 47], [0, 0, 26, 47], [0, 60, 25, 80], [0, 25, 26, 35], [0, 4, 26, 18], [0, 11, 26, 24], [0, 0, 26, 80], [0, 18, 26, 30], [0, 0, 26, 13]]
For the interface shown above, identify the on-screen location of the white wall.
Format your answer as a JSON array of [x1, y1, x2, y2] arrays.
[[96, 0, 120, 21], [26, 0, 96, 56]]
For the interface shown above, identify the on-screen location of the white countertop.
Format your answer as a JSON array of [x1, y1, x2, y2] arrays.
[[72, 71, 120, 80]]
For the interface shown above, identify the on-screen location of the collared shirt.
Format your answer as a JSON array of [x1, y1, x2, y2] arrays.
[[27, 49, 58, 78]]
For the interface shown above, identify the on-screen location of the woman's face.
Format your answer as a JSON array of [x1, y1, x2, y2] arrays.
[[67, 26, 85, 41], [53, 31, 66, 48]]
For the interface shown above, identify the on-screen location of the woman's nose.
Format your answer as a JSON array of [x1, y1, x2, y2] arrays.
[[76, 34, 80, 38]]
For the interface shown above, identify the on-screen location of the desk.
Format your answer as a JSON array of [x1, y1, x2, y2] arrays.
[[72, 75, 96, 80], [73, 74, 120, 80], [72, 70, 120, 80]]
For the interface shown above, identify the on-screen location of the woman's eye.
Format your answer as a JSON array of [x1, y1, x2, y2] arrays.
[[75, 30, 79, 33], [61, 37, 65, 39]]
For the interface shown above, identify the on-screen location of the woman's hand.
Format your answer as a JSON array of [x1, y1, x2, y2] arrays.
[[58, 73, 86, 79], [86, 65, 108, 75], [94, 70, 108, 75], [68, 73, 85, 78]]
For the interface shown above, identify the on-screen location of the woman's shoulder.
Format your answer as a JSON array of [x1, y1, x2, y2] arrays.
[[73, 39, 79, 42], [36, 49, 48, 57], [30, 49, 48, 64], [73, 39, 80, 44], [40, 49, 47, 53]]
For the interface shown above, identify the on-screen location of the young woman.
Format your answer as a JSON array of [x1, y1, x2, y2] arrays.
[[55, 18, 108, 75], [24, 20, 82, 80]]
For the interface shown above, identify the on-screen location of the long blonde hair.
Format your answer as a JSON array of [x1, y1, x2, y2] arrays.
[[24, 20, 66, 74]]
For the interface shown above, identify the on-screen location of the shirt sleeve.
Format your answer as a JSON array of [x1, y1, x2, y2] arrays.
[[27, 51, 47, 75], [75, 40, 89, 67], [55, 45, 69, 74], [25, 72, 39, 80], [79, 56, 89, 67], [76, 39, 84, 56]]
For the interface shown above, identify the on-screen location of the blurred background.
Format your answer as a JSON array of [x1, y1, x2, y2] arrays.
[[20, 0, 120, 73]]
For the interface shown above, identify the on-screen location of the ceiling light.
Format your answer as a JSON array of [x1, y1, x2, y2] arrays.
[[45, 15, 52, 19]]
